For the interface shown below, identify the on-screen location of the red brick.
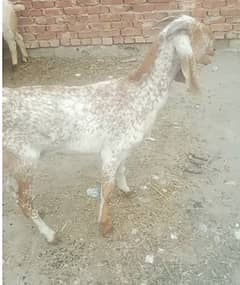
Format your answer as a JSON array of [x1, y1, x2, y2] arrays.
[[87, 5, 109, 14], [111, 21, 133, 29], [39, 40, 50, 47], [44, 8, 63, 16], [48, 24, 66, 32], [18, 17, 33, 25], [102, 37, 113, 45], [38, 31, 57, 40], [148, 0, 172, 2], [56, 0, 73, 8], [29, 41, 40, 48], [124, 36, 135, 43], [56, 15, 76, 24], [32, 1, 55, 9], [204, 16, 226, 24], [135, 36, 145, 43], [142, 11, 168, 20], [92, 38, 102, 45], [221, 7, 240, 16], [88, 22, 111, 31], [226, 31, 239, 39], [109, 4, 131, 13], [233, 24, 240, 30], [144, 35, 154, 43], [81, 38, 92, 45], [100, 14, 121, 21], [49, 39, 60, 47], [76, 15, 88, 22], [124, 0, 146, 3], [113, 36, 124, 44], [121, 27, 142, 36], [25, 25, 46, 34], [21, 1, 32, 9], [202, 0, 226, 9], [101, 29, 120, 36], [71, 38, 81, 45], [226, 16, 240, 23], [64, 7, 85, 14], [121, 13, 136, 21], [35, 17, 56, 25], [61, 38, 70, 46], [207, 8, 220, 16], [192, 8, 207, 18], [78, 30, 99, 38], [214, 31, 225, 39], [21, 8, 42, 17], [77, 0, 99, 4], [68, 23, 87, 31], [211, 23, 232, 31], [58, 31, 78, 39], [132, 3, 171, 12], [227, 0, 240, 6], [101, 0, 123, 4], [22, 33, 36, 41]]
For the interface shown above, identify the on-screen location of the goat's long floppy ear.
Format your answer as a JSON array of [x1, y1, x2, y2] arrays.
[[181, 55, 200, 95], [174, 34, 200, 95]]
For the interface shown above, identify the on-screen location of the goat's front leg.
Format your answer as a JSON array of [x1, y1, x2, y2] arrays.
[[98, 179, 115, 236], [99, 148, 124, 236]]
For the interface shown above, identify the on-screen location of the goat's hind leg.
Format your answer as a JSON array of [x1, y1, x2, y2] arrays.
[[15, 32, 29, 63], [4, 148, 57, 243], [17, 176, 57, 243], [4, 31, 18, 67]]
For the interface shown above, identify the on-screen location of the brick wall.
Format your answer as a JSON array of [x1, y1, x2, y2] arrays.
[[15, 0, 240, 48]]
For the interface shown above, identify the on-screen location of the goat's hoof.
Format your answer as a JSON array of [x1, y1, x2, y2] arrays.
[[99, 218, 113, 237], [22, 57, 29, 63], [123, 190, 134, 197], [12, 65, 17, 72], [47, 232, 61, 245]]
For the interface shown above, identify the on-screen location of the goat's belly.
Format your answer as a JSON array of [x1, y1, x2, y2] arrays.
[[66, 135, 104, 154]]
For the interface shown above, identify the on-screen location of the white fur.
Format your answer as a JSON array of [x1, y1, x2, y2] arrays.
[[3, 15, 213, 240], [32, 215, 56, 243], [3, 0, 28, 66]]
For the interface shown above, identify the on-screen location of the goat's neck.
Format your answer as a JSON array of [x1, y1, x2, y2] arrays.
[[135, 41, 178, 109]]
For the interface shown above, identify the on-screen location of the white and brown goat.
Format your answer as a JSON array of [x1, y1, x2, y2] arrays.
[[3, 0, 29, 67], [3, 16, 214, 243]]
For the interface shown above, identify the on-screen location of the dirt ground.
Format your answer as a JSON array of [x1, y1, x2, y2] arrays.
[[3, 46, 240, 285]]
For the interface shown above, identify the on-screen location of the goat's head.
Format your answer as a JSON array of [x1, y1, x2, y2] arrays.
[[163, 15, 215, 94]]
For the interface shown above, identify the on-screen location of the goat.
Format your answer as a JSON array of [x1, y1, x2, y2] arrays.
[[3, 16, 214, 243], [3, 0, 29, 67]]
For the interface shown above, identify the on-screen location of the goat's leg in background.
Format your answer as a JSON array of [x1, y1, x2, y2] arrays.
[[116, 161, 131, 194], [4, 31, 18, 66], [15, 32, 29, 63]]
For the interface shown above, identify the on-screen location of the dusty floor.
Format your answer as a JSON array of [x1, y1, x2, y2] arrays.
[[3, 47, 240, 285]]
